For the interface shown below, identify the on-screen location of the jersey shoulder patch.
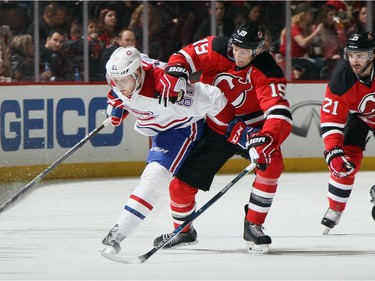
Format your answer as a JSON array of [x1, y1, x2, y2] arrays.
[[212, 36, 231, 59], [252, 52, 285, 78], [328, 61, 357, 96]]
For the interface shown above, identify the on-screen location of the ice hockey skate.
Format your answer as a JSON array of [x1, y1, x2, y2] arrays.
[[153, 227, 198, 249], [369, 185, 375, 220], [243, 219, 272, 254], [98, 224, 126, 255], [321, 208, 342, 235]]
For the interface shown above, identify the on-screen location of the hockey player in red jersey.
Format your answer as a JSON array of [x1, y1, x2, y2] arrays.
[[99, 47, 235, 257], [320, 31, 375, 234], [153, 23, 293, 253], [370, 185, 375, 220]]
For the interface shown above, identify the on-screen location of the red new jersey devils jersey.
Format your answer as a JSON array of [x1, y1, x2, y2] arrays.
[[168, 36, 293, 147], [321, 61, 375, 150]]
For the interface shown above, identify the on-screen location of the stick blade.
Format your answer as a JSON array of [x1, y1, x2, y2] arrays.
[[99, 250, 143, 264]]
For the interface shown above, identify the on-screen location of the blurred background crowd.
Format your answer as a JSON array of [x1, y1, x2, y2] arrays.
[[0, 0, 373, 83]]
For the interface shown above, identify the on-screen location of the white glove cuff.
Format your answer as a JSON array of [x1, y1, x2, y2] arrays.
[[174, 77, 187, 97], [106, 104, 114, 116], [249, 147, 260, 163]]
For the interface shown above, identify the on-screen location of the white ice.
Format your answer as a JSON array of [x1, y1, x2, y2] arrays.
[[0, 171, 375, 280]]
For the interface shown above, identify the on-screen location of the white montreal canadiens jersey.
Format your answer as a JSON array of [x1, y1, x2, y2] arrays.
[[113, 82, 229, 136]]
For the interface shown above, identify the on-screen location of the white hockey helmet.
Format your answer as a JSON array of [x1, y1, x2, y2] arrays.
[[106, 47, 144, 97], [106, 46, 141, 79]]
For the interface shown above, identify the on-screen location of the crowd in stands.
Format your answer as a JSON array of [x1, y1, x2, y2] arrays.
[[276, 1, 368, 80], [0, 0, 371, 83]]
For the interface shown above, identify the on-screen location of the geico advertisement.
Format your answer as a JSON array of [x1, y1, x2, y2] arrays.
[[1, 83, 373, 168], [0, 85, 149, 166]]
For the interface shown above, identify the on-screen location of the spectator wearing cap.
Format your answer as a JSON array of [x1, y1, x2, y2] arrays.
[[326, 0, 361, 25], [279, 2, 323, 58]]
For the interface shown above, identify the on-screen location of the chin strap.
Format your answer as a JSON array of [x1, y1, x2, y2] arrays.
[[252, 45, 265, 59], [357, 62, 374, 85], [131, 68, 145, 97]]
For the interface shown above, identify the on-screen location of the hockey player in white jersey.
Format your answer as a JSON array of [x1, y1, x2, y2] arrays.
[[98, 47, 235, 257]]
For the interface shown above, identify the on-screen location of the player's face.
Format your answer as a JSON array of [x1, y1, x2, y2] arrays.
[[347, 50, 374, 76], [108, 68, 142, 97], [232, 44, 252, 68], [112, 75, 137, 97]]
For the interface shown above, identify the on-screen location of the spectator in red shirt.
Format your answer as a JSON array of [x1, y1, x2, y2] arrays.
[[279, 3, 323, 58]]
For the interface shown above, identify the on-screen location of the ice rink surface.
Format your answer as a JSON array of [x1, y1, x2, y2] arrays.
[[0, 171, 375, 280]]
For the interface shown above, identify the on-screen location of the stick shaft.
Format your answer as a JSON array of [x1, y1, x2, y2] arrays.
[[0, 117, 111, 213], [138, 162, 257, 263]]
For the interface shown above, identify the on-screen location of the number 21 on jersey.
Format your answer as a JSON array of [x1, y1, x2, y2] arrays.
[[322, 97, 339, 115]]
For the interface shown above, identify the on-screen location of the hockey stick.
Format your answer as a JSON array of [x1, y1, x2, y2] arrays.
[[100, 162, 257, 264], [0, 117, 112, 214]]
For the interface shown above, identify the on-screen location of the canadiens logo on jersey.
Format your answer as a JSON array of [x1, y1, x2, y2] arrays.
[[359, 93, 375, 118], [126, 107, 158, 121], [213, 73, 253, 108]]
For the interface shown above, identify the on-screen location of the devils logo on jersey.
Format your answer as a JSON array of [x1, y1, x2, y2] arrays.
[[213, 72, 253, 108], [359, 93, 375, 119]]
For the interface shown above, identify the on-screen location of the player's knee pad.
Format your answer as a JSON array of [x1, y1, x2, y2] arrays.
[[169, 177, 198, 205], [133, 162, 172, 201]]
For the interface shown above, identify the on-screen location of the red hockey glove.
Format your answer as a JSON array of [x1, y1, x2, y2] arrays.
[[324, 146, 356, 178], [156, 65, 189, 107], [225, 118, 259, 149], [107, 90, 129, 126], [247, 132, 276, 171]]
